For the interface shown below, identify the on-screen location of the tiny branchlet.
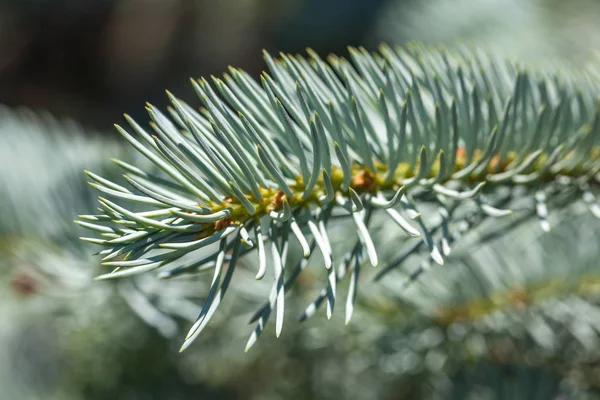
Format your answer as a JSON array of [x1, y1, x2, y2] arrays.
[[75, 43, 600, 352]]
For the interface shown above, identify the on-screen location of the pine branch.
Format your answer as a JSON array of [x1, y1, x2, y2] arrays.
[[75, 43, 600, 351]]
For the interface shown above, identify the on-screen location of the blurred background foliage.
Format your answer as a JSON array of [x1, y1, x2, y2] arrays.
[[2, 0, 600, 399]]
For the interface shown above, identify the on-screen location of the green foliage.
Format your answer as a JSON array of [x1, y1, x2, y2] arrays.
[[75, 42, 600, 352], [0, 106, 127, 243]]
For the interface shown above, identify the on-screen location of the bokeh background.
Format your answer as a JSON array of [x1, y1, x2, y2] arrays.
[[2, 0, 600, 129], [2, 0, 600, 399]]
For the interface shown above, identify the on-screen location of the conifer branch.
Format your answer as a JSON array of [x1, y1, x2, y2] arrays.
[[75, 43, 600, 351]]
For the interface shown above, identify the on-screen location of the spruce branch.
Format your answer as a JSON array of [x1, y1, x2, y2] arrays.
[[75, 43, 600, 351]]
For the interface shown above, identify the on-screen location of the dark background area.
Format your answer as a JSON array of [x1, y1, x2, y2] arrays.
[[0, 0, 391, 129], [1, 0, 598, 131]]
